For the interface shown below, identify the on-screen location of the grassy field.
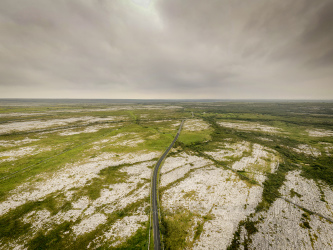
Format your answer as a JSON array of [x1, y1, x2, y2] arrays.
[[0, 102, 186, 249], [0, 100, 332, 249]]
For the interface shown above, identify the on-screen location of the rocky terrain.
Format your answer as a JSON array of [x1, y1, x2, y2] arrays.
[[0, 101, 332, 249]]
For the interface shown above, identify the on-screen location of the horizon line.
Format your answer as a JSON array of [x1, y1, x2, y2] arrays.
[[0, 98, 332, 101]]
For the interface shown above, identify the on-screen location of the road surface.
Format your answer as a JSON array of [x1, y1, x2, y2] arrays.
[[151, 120, 184, 250]]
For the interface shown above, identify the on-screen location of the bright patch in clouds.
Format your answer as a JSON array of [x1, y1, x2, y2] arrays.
[[132, 0, 152, 8]]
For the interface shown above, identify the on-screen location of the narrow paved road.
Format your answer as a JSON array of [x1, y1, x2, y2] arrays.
[[151, 120, 184, 250]]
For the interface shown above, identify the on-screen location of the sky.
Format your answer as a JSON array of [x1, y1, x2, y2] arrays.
[[0, 0, 332, 99]]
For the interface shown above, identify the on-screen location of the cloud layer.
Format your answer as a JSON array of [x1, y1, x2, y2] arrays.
[[0, 0, 332, 99]]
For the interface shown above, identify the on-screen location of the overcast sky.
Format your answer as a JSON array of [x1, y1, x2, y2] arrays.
[[0, 0, 332, 99]]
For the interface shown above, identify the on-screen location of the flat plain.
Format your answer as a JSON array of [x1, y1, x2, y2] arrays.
[[0, 100, 332, 249]]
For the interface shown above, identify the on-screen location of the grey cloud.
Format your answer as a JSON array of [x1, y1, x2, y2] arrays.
[[0, 0, 332, 99], [302, 1, 333, 44], [300, 1, 333, 66]]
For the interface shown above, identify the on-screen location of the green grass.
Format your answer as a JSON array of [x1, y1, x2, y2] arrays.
[[0, 120, 178, 199], [178, 130, 211, 146], [113, 225, 149, 250], [22, 197, 150, 249], [75, 164, 130, 200], [0, 127, 118, 200], [161, 208, 195, 250], [0, 193, 73, 245], [28, 221, 73, 250], [290, 188, 302, 198], [227, 218, 259, 250], [1, 101, 333, 249], [193, 213, 213, 242]]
